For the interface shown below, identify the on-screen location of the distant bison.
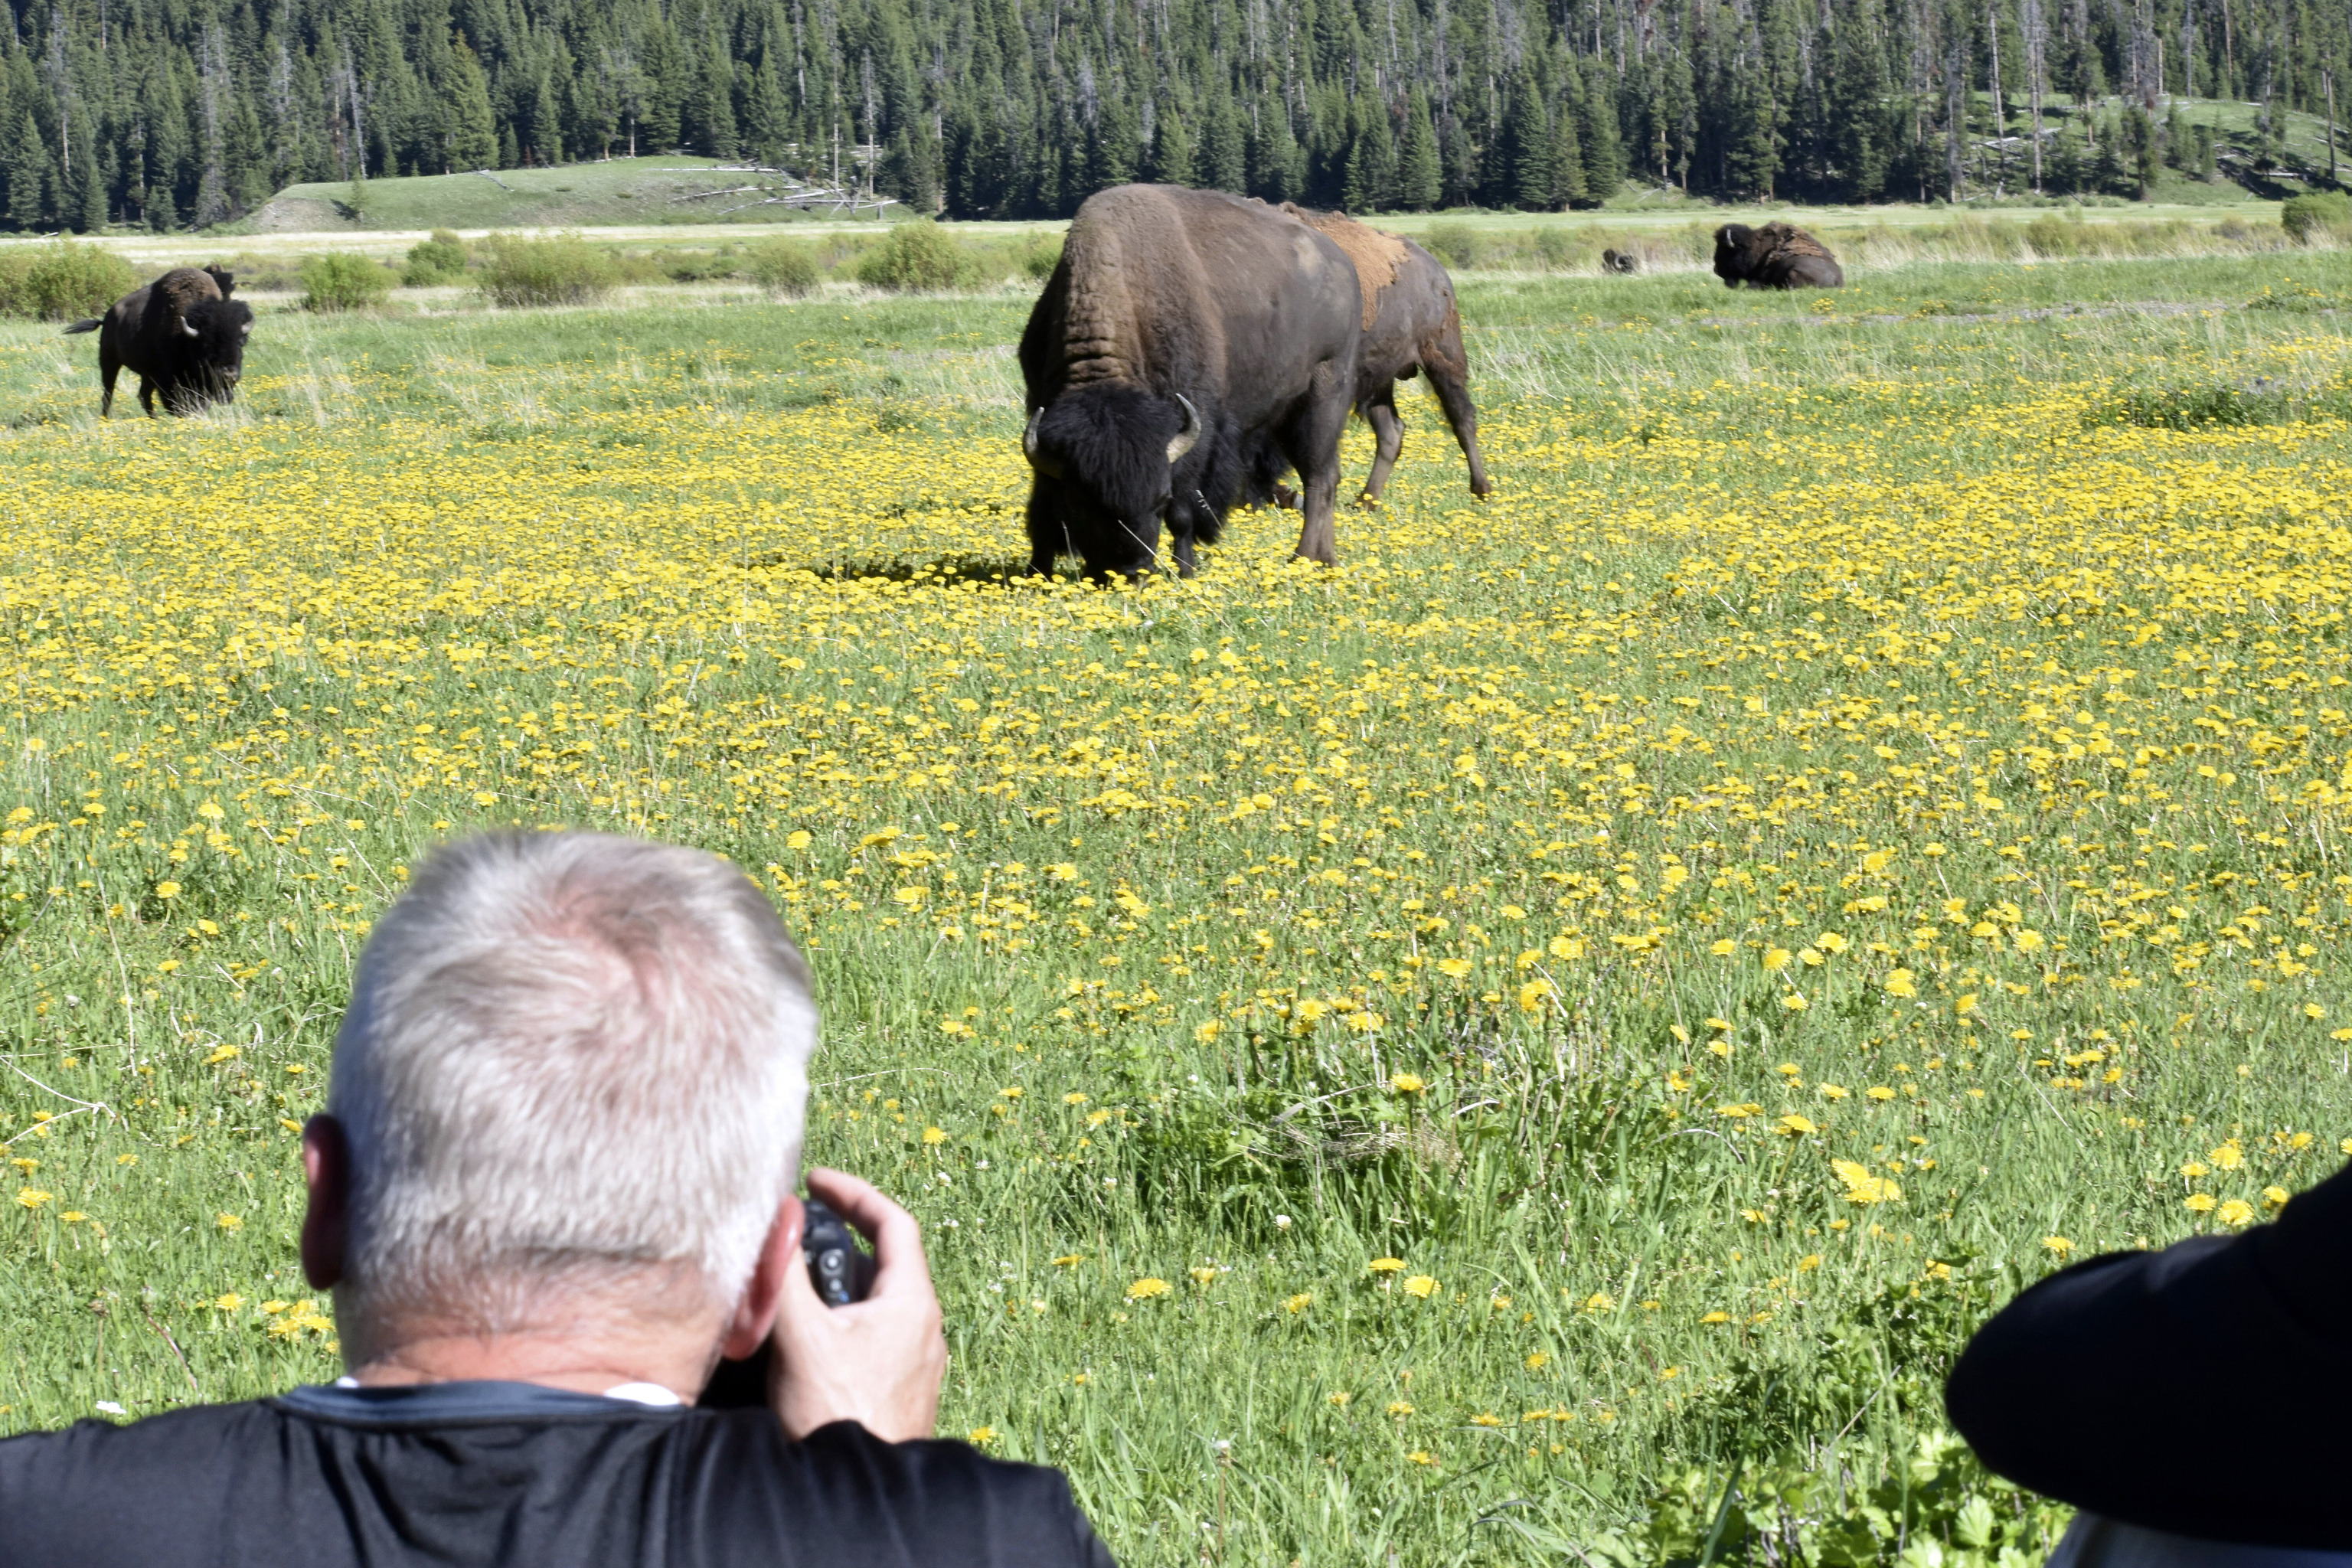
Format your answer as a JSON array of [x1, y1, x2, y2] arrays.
[[1019, 184, 1362, 577], [63, 265, 253, 416], [1712, 223, 1844, 289], [1275, 205, 1491, 506], [1601, 247, 1641, 275]]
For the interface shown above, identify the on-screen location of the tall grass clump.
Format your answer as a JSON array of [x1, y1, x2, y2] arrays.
[[478, 232, 620, 307], [855, 220, 975, 292], [0, 240, 136, 320], [743, 239, 820, 297], [402, 230, 469, 286], [299, 253, 396, 312]]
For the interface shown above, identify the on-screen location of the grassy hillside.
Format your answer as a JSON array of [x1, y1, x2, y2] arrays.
[[243, 155, 912, 234]]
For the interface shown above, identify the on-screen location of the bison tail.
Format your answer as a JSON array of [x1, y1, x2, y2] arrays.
[[60, 318, 100, 335]]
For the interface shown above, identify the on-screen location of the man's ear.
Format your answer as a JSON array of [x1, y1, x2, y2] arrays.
[[301, 1116, 350, 1290], [720, 1195, 802, 1360]]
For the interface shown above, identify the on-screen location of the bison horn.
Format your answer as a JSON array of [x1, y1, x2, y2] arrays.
[[1166, 394, 1200, 465], [175, 315, 198, 339], [1022, 407, 1063, 479]]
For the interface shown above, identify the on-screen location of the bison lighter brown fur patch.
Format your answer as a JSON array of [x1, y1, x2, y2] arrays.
[[1281, 204, 1409, 331]]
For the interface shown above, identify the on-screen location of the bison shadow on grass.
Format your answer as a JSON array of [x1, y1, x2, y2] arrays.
[[63, 265, 253, 417]]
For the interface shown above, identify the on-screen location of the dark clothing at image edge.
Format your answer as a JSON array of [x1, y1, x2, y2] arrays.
[[1946, 1158, 2352, 1552], [0, 1380, 1116, 1567]]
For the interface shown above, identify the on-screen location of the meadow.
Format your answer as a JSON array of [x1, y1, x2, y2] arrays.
[[3, 246, 2352, 1565]]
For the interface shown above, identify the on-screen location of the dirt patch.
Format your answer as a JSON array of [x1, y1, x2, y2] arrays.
[[247, 196, 349, 234]]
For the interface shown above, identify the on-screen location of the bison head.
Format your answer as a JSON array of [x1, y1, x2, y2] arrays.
[[169, 296, 255, 410], [1022, 384, 1203, 577], [1712, 224, 1763, 288]]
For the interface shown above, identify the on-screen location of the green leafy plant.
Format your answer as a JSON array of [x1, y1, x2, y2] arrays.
[[854, 220, 975, 293], [401, 230, 469, 286], [477, 233, 620, 308], [0, 241, 136, 321], [2280, 191, 2352, 245], [744, 240, 821, 297], [299, 253, 396, 312]]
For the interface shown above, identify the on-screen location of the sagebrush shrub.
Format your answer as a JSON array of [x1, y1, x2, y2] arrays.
[[478, 234, 620, 308], [744, 240, 820, 296], [0, 241, 136, 321], [854, 221, 973, 293], [403, 230, 469, 286], [300, 253, 396, 312]]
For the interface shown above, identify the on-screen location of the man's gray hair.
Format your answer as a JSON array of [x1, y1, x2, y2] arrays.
[[332, 831, 815, 1326]]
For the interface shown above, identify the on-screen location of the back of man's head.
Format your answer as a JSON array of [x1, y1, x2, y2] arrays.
[[330, 831, 815, 1335]]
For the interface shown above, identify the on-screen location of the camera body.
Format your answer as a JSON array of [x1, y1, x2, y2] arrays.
[[697, 1193, 877, 1408], [802, 1196, 877, 1308]]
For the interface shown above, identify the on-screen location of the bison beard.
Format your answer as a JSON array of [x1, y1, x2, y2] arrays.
[[1021, 384, 1216, 576], [1018, 184, 1364, 578], [65, 265, 253, 417]]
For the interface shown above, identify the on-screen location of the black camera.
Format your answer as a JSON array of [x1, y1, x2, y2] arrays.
[[801, 1196, 877, 1308], [697, 1194, 877, 1408]]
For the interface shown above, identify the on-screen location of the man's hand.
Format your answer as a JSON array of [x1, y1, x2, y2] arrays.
[[768, 1167, 946, 1442]]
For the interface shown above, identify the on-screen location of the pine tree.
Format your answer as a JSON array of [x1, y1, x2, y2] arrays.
[[1247, 86, 1299, 201], [1396, 87, 1442, 208], [1551, 91, 1589, 207], [1341, 92, 1396, 211], [446, 34, 497, 169], [8, 112, 46, 229], [1148, 107, 1196, 185], [1202, 90, 1246, 193], [1575, 58, 1625, 200], [1504, 72, 1554, 209], [1089, 87, 1142, 191]]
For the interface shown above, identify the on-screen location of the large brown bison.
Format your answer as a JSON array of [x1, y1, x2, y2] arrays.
[[1276, 205, 1491, 506], [1018, 184, 1363, 577], [63, 265, 253, 416], [1712, 223, 1844, 289]]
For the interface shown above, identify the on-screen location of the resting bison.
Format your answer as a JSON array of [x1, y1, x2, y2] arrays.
[[1712, 223, 1844, 289], [1601, 247, 1641, 275], [63, 265, 253, 416], [1018, 184, 1362, 576], [1276, 205, 1491, 506]]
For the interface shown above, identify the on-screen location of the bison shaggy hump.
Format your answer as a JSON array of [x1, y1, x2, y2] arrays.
[[1712, 222, 1844, 290]]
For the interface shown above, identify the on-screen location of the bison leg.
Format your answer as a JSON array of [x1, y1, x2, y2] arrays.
[[138, 378, 158, 418], [1168, 512, 1197, 578], [1357, 385, 1404, 506], [1285, 368, 1353, 567], [1024, 479, 1065, 577], [98, 349, 119, 419], [1419, 342, 1492, 500]]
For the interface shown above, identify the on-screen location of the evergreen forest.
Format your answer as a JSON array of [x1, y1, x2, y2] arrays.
[[0, 0, 2343, 230]]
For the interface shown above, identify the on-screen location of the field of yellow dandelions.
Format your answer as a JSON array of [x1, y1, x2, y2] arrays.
[[1, 273, 2350, 1562]]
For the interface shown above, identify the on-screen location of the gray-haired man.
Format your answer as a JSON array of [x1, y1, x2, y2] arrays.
[[0, 831, 1115, 1567]]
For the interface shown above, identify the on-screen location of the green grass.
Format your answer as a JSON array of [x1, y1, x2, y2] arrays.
[[4, 249, 2352, 1565]]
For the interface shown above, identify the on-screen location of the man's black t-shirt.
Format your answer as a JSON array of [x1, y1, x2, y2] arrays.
[[0, 1381, 1116, 1567], [1945, 1158, 2352, 1550]]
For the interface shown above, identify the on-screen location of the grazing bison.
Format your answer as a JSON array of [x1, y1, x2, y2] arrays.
[[63, 265, 253, 416], [1601, 247, 1641, 275], [1712, 223, 1844, 289], [1276, 205, 1491, 506], [1018, 184, 1362, 577]]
